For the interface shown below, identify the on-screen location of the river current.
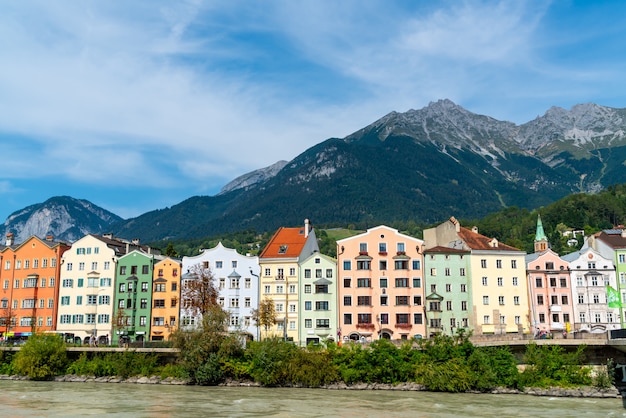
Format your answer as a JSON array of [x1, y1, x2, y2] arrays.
[[0, 380, 623, 417]]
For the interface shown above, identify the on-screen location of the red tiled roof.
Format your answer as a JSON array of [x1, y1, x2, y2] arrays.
[[457, 227, 521, 252], [259, 227, 309, 258]]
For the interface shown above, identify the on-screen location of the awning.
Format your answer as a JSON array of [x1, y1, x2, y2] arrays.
[[313, 278, 332, 285]]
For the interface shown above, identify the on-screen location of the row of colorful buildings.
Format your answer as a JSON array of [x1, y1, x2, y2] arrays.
[[1, 216, 626, 345]]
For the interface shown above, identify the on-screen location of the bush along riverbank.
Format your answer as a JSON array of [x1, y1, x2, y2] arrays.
[[0, 329, 620, 398]]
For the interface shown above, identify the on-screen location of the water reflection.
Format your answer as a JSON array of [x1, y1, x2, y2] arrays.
[[0, 381, 622, 418]]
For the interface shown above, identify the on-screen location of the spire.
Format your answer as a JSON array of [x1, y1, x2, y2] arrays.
[[534, 215, 548, 252]]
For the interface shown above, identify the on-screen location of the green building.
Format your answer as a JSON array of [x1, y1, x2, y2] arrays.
[[113, 250, 158, 344]]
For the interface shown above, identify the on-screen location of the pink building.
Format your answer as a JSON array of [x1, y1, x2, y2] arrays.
[[525, 216, 574, 335], [337, 226, 425, 342]]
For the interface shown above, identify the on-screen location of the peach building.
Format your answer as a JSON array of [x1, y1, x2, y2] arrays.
[[151, 257, 181, 341], [337, 225, 426, 342], [0, 234, 70, 338]]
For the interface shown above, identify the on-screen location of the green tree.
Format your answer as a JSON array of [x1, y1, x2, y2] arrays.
[[14, 333, 67, 380]]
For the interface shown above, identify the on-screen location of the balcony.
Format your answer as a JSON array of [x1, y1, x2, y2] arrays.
[[356, 323, 375, 330], [394, 323, 412, 329], [549, 305, 562, 312]]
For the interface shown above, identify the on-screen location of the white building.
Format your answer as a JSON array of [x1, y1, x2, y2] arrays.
[[181, 242, 260, 340], [562, 246, 619, 333]]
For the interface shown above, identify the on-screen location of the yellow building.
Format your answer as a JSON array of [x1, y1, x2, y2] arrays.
[[259, 220, 318, 343], [424, 217, 531, 335]]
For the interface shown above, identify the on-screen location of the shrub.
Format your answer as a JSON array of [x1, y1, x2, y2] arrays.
[[13, 333, 67, 380]]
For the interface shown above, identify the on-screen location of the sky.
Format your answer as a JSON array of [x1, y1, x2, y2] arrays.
[[1, 0, 626, 221]]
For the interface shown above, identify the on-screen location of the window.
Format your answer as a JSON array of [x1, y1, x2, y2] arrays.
[[276, 303, 284, 312], [482, 296, 489, 305], [496, 260, 502, 268], [304, 284, 311, 294], [230, 278, 240, 289], [62, 279, 73, 288], [593, 294, 600, 304], [444, 268, 450, 276], [380, 313, 389, 324], [357, 260, 371, 270], [539, 313, 545, 323], [551, 295, 558, 305], [153, 317, 165, 326], [245, 278, 251, 289], [513, 296, 520, 305], [430, 268, 437, 276], [561, 295, 568, 305], [154, 299, 165, 308], [87, 295, 97, 305], [482, 277, 488, 286], [459, 267, 465, 276], [100, 278, 112, 287], [379, 243, 387, 253], [98, 314, 110, 324], [578, 294, 584, 304], [397, 242, 405, 252], [511, 260, 517, 268], [326, 269, 333, 278], [86, 314, 96, 324], [379, 260, 387, 270], [579, 312, 586, 323], [155, 283, 166, 292], [230, 298, 239, 308], [413, 313, 423, 325], [357, 313, 372, 324], [395, 277, 408, 288], [264, 285, 270, 294], [498, 296, 505, 305], [343, 260, 351, 270], [446, 301, 452, 310], [276, 285, 284, 294], [380, 295, 388, 305], [77, 278, 84, 287], [315, 284, 328, 293], [512, 277, 518, 286], [460, 284, 467, 292], [412, 278, 421, 288], [343, 278, 351, 288], [480, 259, 487, 268], [483, 315, 490, 324], [304, 269, 311, 279], [396, 313, 409, 324], [305, 319, 312, 328], [315, 301, 329, 311], [379, 278, 388, 288], [61, 296, 70, 306], [79, 262, 85, 271], [289, 267, 296, 276], [357, 278, 371, 288], [140, 299, 148, 309], [497, 277, 503, 286], [412, 260, 421, 270], [343, 313, 352, 325], [445, 284, 451, 292], [461, 301, 468, 311], [343, 296, 352, 306], [396, 296, 409, 306], [413, 296, 422, 306], [104, 261, 110, 270], [98, 295, 110, 305], [537, 295, 544, 305], [357, 296, 371, 306], [139, 316, 146, 326]]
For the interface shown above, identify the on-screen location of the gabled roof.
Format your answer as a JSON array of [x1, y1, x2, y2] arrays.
[[457, 227, 521, 252], [260, 227, 311, 259], [423, 246, 470, 254], [596, 230, 626, 249]]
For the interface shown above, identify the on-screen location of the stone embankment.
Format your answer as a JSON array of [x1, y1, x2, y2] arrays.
[[0, 374, 621, 398]]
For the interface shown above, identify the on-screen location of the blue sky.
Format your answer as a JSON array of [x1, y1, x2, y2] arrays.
[[1, 1, 626, 221]]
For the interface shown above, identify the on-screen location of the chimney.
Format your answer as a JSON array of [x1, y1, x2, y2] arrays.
[[304, 219, 310, 238], [621, 229, 626, 238], [46, 235, 54, 242], [5, 233, 13, 246], [103, 233, 113, 239], [472, 226, 479, 234], [132, 238, 140, 245]]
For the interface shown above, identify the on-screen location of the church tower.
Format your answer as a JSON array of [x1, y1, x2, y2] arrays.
[[534, 214, 549, 252]]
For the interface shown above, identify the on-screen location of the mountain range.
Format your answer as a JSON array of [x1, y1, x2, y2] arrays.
[[3, 99, 626, 243]]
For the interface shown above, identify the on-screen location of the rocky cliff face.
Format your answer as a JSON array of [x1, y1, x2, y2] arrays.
[[0, 196, 123, 243]]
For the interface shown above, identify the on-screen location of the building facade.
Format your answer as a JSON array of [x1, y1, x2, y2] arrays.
[[299, 252, 337, 345], [181, 242, 260, 340], [423, 217, 531, 335], [423, 246, 472, 336], [337, 225, 426, 342], [562, 246, 620, 333], [259, 220, 318, 343], [0, 234, 69, 340], [151, 257, 181, 341]]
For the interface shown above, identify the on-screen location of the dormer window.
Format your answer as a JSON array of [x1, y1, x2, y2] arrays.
[[279, 245, 288, 254]]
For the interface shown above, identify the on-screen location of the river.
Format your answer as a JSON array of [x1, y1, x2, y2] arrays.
[[0, 381, 623, 417]]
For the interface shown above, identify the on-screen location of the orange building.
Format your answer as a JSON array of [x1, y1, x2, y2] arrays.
[[0, 234, 70, 339], [150, 257, 181, 341]]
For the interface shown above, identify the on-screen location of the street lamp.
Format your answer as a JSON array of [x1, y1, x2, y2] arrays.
[[249, 268, 261, 341]]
